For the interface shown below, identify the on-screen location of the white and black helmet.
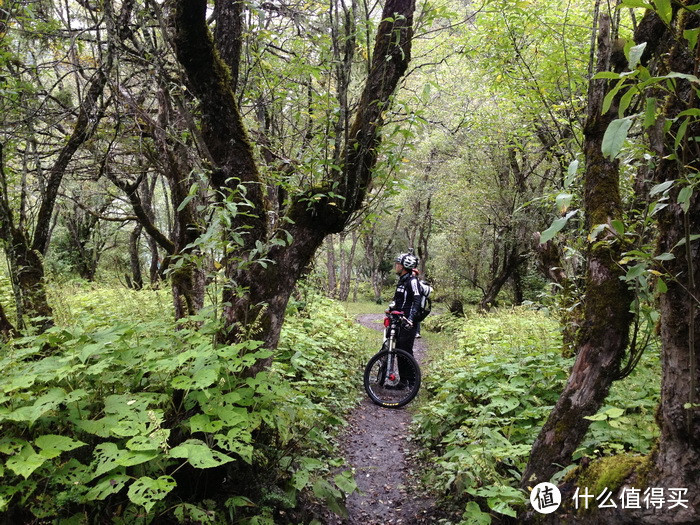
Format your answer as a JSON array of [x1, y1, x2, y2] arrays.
[[395, 251, 419, 270]]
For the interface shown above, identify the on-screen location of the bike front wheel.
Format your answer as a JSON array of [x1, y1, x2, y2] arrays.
[[363, 349, 421, 408]]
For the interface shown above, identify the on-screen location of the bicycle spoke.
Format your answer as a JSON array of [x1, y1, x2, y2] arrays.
[[364, 349, 421, 408]]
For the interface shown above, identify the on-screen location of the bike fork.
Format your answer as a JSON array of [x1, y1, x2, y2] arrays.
[[384, 332, 400, 386]]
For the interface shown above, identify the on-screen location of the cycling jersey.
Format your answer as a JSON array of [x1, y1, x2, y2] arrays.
[[391, 272, 422, 323]]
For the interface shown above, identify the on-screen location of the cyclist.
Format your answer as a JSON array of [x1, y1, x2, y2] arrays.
[[388, 252, 422, 384]]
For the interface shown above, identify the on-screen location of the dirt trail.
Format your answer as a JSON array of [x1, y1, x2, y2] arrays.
[[326, 314, 436, 525]]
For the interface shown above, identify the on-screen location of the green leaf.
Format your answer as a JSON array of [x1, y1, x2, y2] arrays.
[[674, 118, 690, 151], [624, 263, 647, 281], [6, 444, 47, 478], [75, 416, 119, 438], [421, 82, 431, 103], [588, 223, 607, 242], [628, 43, 646, 70], [169, 439, 234, 469], [463, 501, 492, 525], [7, 387, 67, 423], [488, 497, 518, 517], [313, 479, 346, 518], [125, 432, 170, 451], [621, 0, 653, 7], [593, 72, 623, 80], [35, 435, 86, 454], [0, 437, 28, 455], [225, 496, 256, 509], [611, 220, 625, 235], [565, 159, 579, 188], [602, 79, 626, 114], [654, 252, 675, 261], [657, 278, 668, 293], [601, 118, 633, 160], [85, 474, 130, 501], [334, 470, 358, 496], [605, 407, 625, 418], [584, 412, 609, 421], [93, 443, 127, 478], [654, 0, 672, 24], [618, 86, 637, 118], [678, 186, 693, 213], [540, 210, 577, 244], [661, 72, 700, 83], [292, 469, 310, 491], [684, 28, 700, 50], [643, 97, 657, 128], [214, 430, 253, 464], [173, 503, 217, 524], [188, 414, 224, 433], [555, 193, 573, 213], [650, 180, 674, 196], [673, 234, 700, 249], [127, 475, 176, 513]]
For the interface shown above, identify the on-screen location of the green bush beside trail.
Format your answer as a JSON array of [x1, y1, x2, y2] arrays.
[[0, 286, 363, 524], [415, 308, 660, 524]]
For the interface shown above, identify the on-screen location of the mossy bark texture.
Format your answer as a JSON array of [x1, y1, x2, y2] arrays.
[[602, 5, 700, 523], [521, 14, 634, 489], [171, 0, 416, 363], [526, 6, 700, 523]]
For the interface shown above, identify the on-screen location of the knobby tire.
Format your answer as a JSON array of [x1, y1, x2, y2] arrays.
[[364, 348, 421, 408]]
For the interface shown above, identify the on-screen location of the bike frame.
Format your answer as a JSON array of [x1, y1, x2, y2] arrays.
[[382, 311, 405, 386], [364, 311, 421, 408]]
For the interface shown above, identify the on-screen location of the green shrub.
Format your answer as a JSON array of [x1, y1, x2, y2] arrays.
[[413, 307, 660, 523], [0, 292, 363, 523]]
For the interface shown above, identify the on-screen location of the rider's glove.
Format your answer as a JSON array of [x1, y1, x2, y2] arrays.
[[403, 318, 414, 330]]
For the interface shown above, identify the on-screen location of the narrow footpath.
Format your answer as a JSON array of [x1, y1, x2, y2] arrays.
[[326, 313, 437, 525]]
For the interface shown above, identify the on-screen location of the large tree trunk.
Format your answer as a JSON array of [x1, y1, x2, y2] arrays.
[[171, 0, 415, 361], [521, 13, 634, 488], [639, 155, 700, 524], [647, 5, 700, 518], [594, 6, 700, 523]]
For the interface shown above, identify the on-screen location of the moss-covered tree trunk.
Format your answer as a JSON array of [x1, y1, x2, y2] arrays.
[[521, 13, 634, 488], [641, 137, 700, 524], [596, 5, 700, 523], [171, 0, 415, 362]]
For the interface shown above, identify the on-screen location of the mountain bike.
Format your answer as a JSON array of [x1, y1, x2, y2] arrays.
[[363, 311, 421, 408]]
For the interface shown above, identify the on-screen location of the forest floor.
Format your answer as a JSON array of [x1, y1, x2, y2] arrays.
[[323, 313, 444, 525]]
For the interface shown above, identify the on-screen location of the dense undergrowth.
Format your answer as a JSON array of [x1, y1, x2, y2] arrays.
[[415, 308, 660, 524], [0, 283, 367, 523]]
